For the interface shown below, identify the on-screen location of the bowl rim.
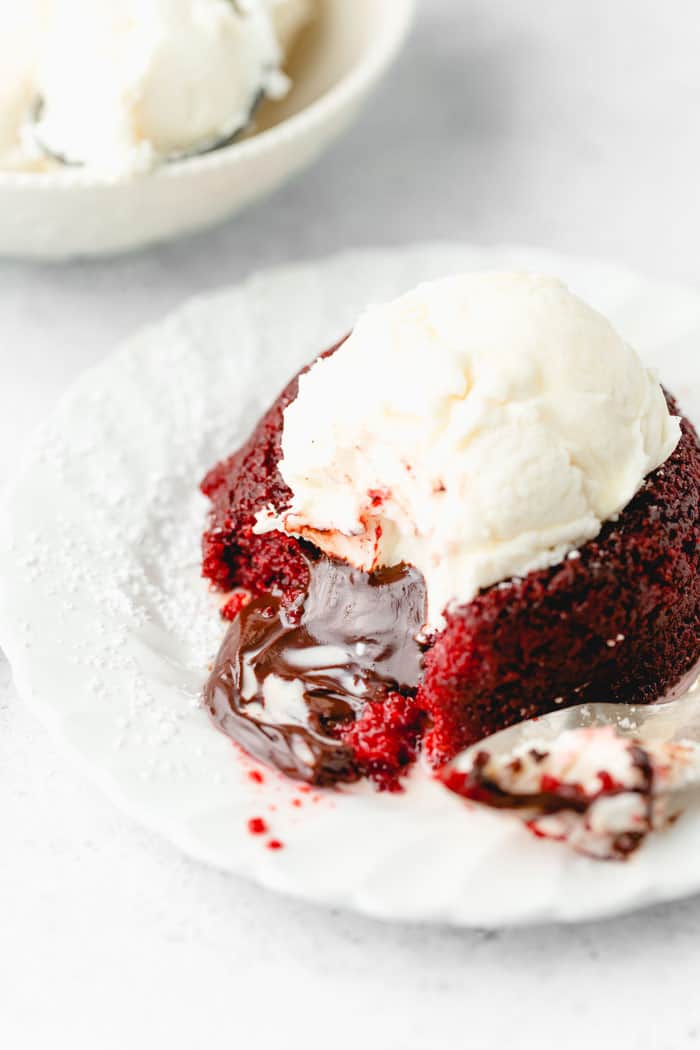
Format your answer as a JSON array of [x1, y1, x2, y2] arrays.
[[0, 0, 415, 191]]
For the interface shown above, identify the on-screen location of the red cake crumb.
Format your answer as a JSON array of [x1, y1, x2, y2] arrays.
[[539, 774, 568, 795], [202, 341, 700, 788], [248, 770, 264, 785], [247, 817, 268, 835], [338, 693, 426, 791], [526, 821, 553, 840], [267, 839, 284, 850], [597, 770, 623, 793], [221, 590, 251, 621]]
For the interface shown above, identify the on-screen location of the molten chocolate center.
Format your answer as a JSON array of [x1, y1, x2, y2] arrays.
[[204, 555, 427, 784]]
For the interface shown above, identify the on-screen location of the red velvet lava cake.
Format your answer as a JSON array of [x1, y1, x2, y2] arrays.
[[201, 274, 700, 791]]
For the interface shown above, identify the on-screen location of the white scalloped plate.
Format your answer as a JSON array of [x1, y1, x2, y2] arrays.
[[2, 243, 700, 926]]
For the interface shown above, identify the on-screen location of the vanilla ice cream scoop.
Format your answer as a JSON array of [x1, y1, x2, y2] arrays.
[[0, 0, 311, 176], [258, 272, 680, 629]]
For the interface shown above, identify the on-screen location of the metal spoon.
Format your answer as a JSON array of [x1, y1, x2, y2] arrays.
[[27, 88, 265, 168], [441, 679, 700, 859]]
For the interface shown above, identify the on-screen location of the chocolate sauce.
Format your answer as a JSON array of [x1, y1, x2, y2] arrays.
[[204, 556, 427, 785]]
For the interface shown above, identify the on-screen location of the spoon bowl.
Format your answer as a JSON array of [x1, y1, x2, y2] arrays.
[[442, 677, 700, 859]]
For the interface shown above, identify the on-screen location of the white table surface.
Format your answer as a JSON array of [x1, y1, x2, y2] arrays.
[[3, 2, 700, 1047]]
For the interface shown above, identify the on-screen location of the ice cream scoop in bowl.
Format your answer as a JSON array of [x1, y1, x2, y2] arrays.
[[0, 0, 414, 258], [23, 0, 292, 173]]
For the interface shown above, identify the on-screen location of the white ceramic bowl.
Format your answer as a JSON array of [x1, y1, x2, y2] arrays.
[[0, 0, 414, 260]]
